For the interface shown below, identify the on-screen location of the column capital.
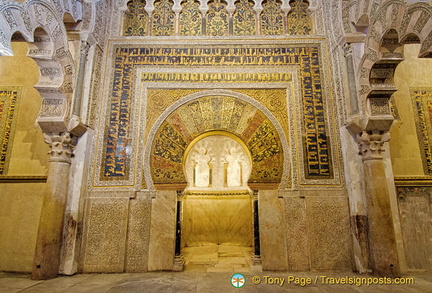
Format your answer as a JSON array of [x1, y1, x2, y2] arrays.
[[356, 130, 390, 160], [44, 132, 75, 164], [80, 41, 91, 59], [342, 42, 353, 58]]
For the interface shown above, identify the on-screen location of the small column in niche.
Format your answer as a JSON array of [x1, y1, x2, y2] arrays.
[[192, 146, 211, 188], [184, 134, 251, 192], [226, 146, 243, 187]]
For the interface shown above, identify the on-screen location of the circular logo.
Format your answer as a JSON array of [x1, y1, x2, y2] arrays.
[[231, 273, 246, 288]]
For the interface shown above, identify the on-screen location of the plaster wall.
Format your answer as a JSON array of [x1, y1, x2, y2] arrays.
[[0, 42, 48, 176], [391, 44, 432, 176], [390, 43, 432, 271], [0, 183, 46, 272], [0, 42, 48, 272]]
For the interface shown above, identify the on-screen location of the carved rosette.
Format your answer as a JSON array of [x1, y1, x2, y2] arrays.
[[356, 130, 390, 160], [44, 132, 75, 164]]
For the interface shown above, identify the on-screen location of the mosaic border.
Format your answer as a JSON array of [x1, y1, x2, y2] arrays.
[[92, 39, 343, 188], [0, 86, 22, 176], [411, 87, 432, 175]]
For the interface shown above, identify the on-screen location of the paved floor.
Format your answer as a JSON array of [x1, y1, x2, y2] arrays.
[[1, 271, 431, 293], [183, 245, 253, 272]]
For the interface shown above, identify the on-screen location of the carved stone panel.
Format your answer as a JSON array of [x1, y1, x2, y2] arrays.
[[126, 192, 152, 272], [306, 195, 352, 270], [397, 186, 432, 271], [81, 197, 129, 273], [284, 196, 310, 271]]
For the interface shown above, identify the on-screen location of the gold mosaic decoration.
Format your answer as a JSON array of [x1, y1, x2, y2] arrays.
[[411, 88, 432, 174], [287, 0, 312, 35], [206, 0, 229, 36], [233, 0, 256, 36], [151, 0, 175, 36], [152, 121, 188, 183], [123, 0, 148, 36], [122, 0, 311, 37], [150, 95, 283, 184], [141, 72, 292, 83], [0, 88, 21, 175], [180, 0, 202, 36], [146, 89, 201, 139], [261, 0, 284, 35], [102, 44, 332, 183], [235, 89, 289, 136]]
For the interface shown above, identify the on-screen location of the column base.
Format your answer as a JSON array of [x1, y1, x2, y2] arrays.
[[173, 254, 185, 272], [251, 254, 262, 272]]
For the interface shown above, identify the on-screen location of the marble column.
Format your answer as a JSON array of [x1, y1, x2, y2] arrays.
[[357, 130, 400, 277], [343, 43, 359, 114], [32, 132, 74, 280], [72, 41, 90, 117]]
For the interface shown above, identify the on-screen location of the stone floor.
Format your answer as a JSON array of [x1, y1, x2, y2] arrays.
[[183, 245, 253, 272], [1, 271, 431, 292], [1, 247, 431, 293]]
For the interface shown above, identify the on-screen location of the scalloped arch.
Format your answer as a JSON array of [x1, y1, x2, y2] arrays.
[[0, 0, 84, 132], [358, 1, 432, 100]]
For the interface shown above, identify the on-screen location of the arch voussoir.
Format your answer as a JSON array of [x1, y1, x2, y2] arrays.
[[0, 0, 83, 133], [358, 1, 432, 125]]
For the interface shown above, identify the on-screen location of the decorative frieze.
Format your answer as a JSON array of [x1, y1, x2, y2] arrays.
[[3, 9, 17, 29], [233, 0, 256, 36], [40, 67, 62, 77], [124, 0, 148, 36], [287, 0, 311, 35], [369, 97, 391, 115], [39, 99, 66, 118], [55, 46, 68, 59], [152, 0, 175, 36], [28, 48, 52, 56], [64, 65, 73, 76], [122, 0, 312, 36]]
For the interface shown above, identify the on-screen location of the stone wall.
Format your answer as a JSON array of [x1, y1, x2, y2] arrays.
[[79, 190, 176, 273], [77, 188, 353, 273], [391, 44, 432, 176], [273, 190, 352, 272]]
